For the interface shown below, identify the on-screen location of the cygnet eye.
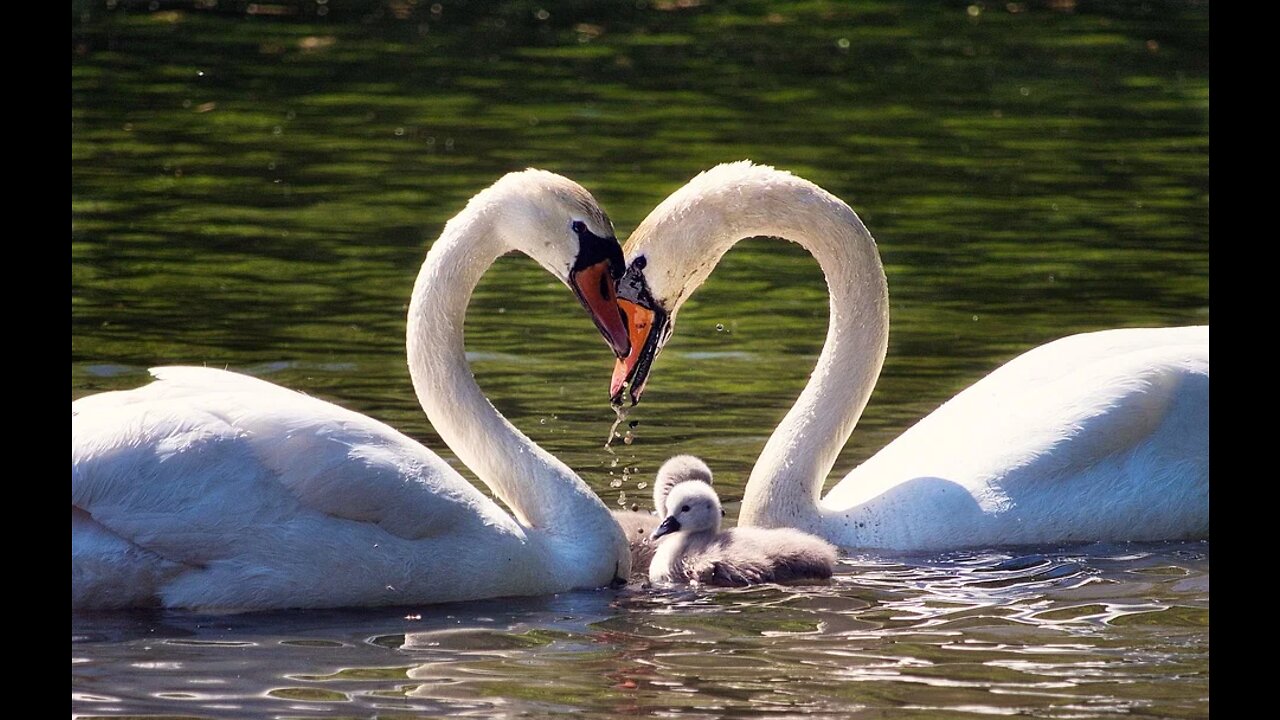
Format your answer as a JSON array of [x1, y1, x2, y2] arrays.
[[681, 505, 690, 513], [570, 220, 587, 235]]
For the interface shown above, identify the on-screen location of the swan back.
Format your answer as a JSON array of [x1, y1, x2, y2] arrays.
[[72, 367, 539, 608], [820, 326, 1209, 548]]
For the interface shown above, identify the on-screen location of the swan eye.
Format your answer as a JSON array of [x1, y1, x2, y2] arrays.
[[570, 220, 587, 235], [681, 505, 690, 513]]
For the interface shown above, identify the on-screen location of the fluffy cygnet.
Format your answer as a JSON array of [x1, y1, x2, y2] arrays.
[[612, 455, 714, 575], [649, 481, 837, 586]]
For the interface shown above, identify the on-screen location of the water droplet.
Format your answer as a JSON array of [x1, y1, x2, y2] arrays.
[[394, 127, 405, 136], [967, 4, 981, 17], [539, 418, 546, 424], [1020, 86, 1031, 96], [535, 8, 549, 20], [272, 126, 283, 136], [637, 482, 648, 489], [610, 479, 623, 488], [623, 431, 634, 446], [836, 38, 850, 49], [715, 323, 725, 331], [972, 315, 980, 322]]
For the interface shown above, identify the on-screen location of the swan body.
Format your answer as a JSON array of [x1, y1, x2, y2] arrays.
[[649, 481, 837, 586], [611, 161, 1208, 551], [72, 170, 633, 610], [611, 454, 713, 572]]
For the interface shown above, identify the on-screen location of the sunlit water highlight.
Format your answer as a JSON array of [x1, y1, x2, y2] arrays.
[[73, 544, 1207, 718]]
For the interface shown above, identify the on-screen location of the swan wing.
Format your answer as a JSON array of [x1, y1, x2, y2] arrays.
[[825, 327, 1208, 541], [72, 367, 519, 571]]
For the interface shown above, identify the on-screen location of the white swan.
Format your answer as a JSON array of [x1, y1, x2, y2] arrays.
[[649, 480, 837, 586], [72, 169, 634, 610], [609, 161, 1208, 550]]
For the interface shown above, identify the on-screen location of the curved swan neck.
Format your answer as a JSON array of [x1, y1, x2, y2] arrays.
[[631, 164, 889, 530], [741, 202, 888, 530], [406, 205, 608, 534]]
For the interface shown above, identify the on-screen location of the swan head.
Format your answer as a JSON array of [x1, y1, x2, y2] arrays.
[[653, 454, 713, 516], [486, 169, 632, 358], [608, 161, 794, 404], [651, 480, 725, 540]]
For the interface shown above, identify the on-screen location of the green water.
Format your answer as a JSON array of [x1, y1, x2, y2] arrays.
[[72, 2, 1208, 717]]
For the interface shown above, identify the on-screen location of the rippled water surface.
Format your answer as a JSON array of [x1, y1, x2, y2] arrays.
[[73, 1, 1208, 717], [74, 544, 1208, 718]]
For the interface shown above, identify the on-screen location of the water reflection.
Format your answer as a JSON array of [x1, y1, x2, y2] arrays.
[[73, 543, 1206, 718]]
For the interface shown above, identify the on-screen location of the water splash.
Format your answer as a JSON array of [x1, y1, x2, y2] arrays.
[[603, 403, 629, 450]]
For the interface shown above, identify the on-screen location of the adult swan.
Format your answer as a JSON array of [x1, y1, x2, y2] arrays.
[[72, 170, 634, 610], [609, 161, 1208, 550]]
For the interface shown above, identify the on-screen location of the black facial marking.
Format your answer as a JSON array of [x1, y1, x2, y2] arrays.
[[617, 256, 656, 306], [570, 221, 625, 280]]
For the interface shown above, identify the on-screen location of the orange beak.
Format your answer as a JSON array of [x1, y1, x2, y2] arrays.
[[569, 259, 631, 359], [610, 299, 658, 403]]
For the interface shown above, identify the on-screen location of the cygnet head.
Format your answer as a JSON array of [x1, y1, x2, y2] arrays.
[[651, 481, 724, 541], [652, 455, 714, 516]]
